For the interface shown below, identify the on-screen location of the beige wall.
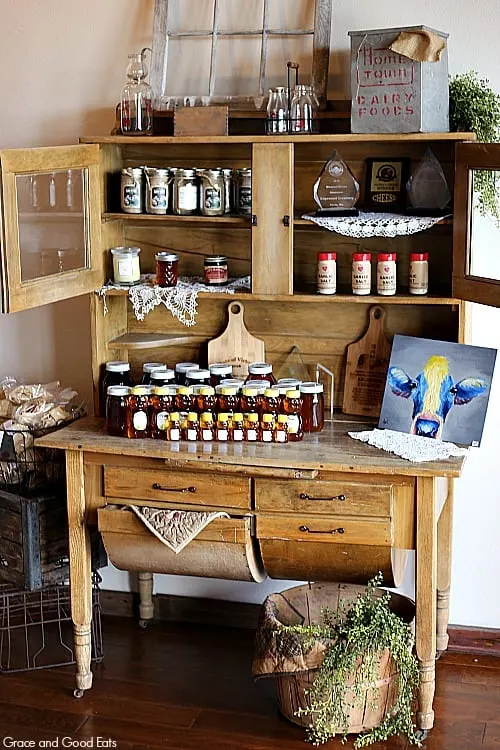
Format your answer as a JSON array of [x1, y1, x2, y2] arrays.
[[2, 0, 500, 627]]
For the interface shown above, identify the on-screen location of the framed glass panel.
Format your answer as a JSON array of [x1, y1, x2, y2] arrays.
[[468, 169, 500, 281]]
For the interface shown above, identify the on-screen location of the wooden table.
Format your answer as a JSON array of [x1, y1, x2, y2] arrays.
[[38, 417, 466, 735]]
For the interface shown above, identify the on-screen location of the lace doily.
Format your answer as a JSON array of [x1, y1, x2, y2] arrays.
[[302, 212, 449, 238], [130, 505, 229, 554], [348, 428, 469, 463], [97, 275, 251, 326]]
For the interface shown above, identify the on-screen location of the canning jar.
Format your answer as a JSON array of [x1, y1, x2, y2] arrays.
[[245, 362, 276, 386], [235, 168, 252, 216], [111, 246, 141, 285], [172, 169, 198, 215], [204, 256, 228, 286], [186, 368, 211, 388], [175, 362, 199, 385], [144, 167, 170, 214], [100, 361, 132, 416], [209, 363, 233, 387], [120, 167, 143, 213], [300, 381, 324, 433], [149, 368, 176, 387], [221, 168, 233, 214], [155, 252, 179, 287], [198, 168, 225, 216], [105, 385, 131, 437], [141, 362, 166, 385]]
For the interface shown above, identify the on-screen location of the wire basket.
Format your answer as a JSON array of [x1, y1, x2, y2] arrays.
[[0, 573, 103, 673], [0, 426, 66, 495]]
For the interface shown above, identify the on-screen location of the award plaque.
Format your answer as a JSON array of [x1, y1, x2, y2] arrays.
[[313, 151, 360, 216], [406, 148, 451, 216], [364, 158, 409, 212]]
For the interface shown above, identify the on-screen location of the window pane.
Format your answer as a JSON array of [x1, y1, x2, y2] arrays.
[[468, 169, 500, 281], [218, 0, 264, 33], [166, 38, 212, 97], [214, 37, 262, 96], [167, 0, 215, 33]]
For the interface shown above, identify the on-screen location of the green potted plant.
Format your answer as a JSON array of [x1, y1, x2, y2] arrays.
[[449, 71, 500, 218]]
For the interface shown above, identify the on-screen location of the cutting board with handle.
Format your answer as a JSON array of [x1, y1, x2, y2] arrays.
[[208, 301, 265, 378], [342, 305, 392, 418]]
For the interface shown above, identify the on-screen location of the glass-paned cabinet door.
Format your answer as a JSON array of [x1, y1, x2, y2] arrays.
[[0, 144, 103, 313], [454, 142, 500, 307]]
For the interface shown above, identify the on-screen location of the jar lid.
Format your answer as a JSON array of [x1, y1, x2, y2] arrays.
[[155, 252, 179, 261], [105, 360, 130, 372], [199, 386, 215, 396], [150, 368, 175, 381], [233, 412, 243, 421], [242, 387, 258, 397], [200, 412, 214, 422], [236, 168, 252, 175], [275, 385, 290, 395], [187, 411, 199, 421], [218, 412, 230, 421], [170, 412, 180, 420], [106, 385, 131, 396], [143, 362, 165, 373], [220, 386, 238, 395], [177, 386, 192, 395], [111, 246, 141, 257], [352, 253, 371, 261], [318, 252, 337, 260], [187, 368, 211, 381], [153, 386, 172, 395], [278, 378, 301, 387], [278, 414, 288, 423], [410, 252, 429, 261], [248, 362, 272, 374], [175, 168, 197, 177], [246, 412, 259, 422], [145, 167, 169, 177], [209, 363, 232, 375], [285, 389, 301, 398], [262, 413, 274, 423], [220, 378, 244, 388], [204, 256, 227, 264], [377, 253, 397, 261], [131, 385, 150, 395], [300, 381, 324, 394], [175, 362, 199, 374], [121, 168, 143, 176], [264, 388, 279, 397]]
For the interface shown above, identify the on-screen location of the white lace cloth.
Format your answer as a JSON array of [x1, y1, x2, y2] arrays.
[[348, 428, 469, 463], [97, 275, 251, 326], [130, 505, 230, 554], [302, 212, 449, 238]]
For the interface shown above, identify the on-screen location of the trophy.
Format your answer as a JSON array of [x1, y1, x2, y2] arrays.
[[406, 149, 451, 216], [313, 151, 360, 216]]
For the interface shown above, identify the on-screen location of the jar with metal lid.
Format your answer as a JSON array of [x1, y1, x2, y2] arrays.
[[144, 167, 170, 214], [219, 378, 245, 391], [377, 252, 397, 296], [198, 168, 225, 216], [186, 368, 211, 388], [172, 168, 198, 215], [245, 362, 276, 386], [125, 385, 152, 439], [235, 168, 252, 216], [105, 385, 131, 437], [155, 252, 179, 287], [175, 362, 199, 385], [221, 168, 233, 214], [209, 363, 233, 387], [100, 361, 132, 416], [121, 168, 144, 213], [277, 377, 302, 391], [409, 252, 429, 295], [150, 368, 176, 387], [204, 256, 228, 286], [111, 247, 141, 286], [300, 381, 324, 433], [141, 362, 166, 385]]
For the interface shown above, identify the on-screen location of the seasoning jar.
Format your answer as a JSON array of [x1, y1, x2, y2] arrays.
[[261, 413, 275, 443], [155, 252, 179, 288], [243, 412, 259, 442], [216, 413, 230, 442], [317, 251, 337, 295], [209, 363, 233, 387], [175, 362, 199, 385], [186, 368, 211, 388], [409, 252, 429, 295], [204, 256, 228, 286], [229, 412, 244, 442], [274, 414, 289, 443], [125, 385, 152, 439], [235, 168, 252, 216], [141, 362, 166, 385], [377, 252, 397, 296], [111, 247, 141, 286], [149, 386, 173, 440], [150, 368, 176, 387], [198, 168, 225, 216], [200, 412, 215, 441], [172, 168, 198, 215], [300, 382, 324, 433], [121, 167, 144, 214], [352, 252, 372, 296], [283, 389, 303, 442], [105, 385, 131, 437], [100, 361, 132, 416], [245, 362, 277, 386], [144, 167, 170, 215]]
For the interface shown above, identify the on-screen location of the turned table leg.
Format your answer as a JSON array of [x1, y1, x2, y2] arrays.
[[66, 450, 93, 697], [138, 571, 155, 628], [437, 480, 454, 655], [415, 475, 438, 733]]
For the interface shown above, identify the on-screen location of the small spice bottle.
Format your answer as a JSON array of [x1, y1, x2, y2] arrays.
[[196, 386, 216, 415], [283, 389, 304, 442], [186, 368, 211, 388], [184, 412, 200, 442], [352, 252, 372, 296], [167, 412, 181, 441], [245, 362, 277, 386], [105, 385, 131, 437], [243, 412, 259, 442], [229, 412, 244, 442], [261, 413, 275, 443], [216, 413, 230, 442], [209, 363, 233, 387], [125, 385, 152, 439], [317, 251, 337, 295], [204, 256, 228, 286], [150, 368, 176, 387], [300, 382, 324, 433], [274, 414, 289, 444], [200, 412, 215, 441], [100, 361, 133, 416], [141, 362, 166, 385], [149, 385, 173, 440], [175, 362, 199, 385], [377, 252, 397, 296], [409, 252, 429, 295], [155, 252, 179, 288]]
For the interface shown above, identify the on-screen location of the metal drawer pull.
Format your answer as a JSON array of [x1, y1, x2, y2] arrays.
[[299, 525, 345, 535], [152, 483, 196, 493], [299, 492, 346, 502]]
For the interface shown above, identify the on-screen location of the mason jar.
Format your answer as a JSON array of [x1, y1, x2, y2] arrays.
[[172, 168, 198, 215], [144, 167, 170, 214], [120, 167, 144, 214], [198, 168, 225, 216], [235, 168, 252, 216]]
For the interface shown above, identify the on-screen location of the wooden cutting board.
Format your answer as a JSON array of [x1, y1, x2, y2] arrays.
[[207, 301, 265, 378], [342, 305, 392, 418]]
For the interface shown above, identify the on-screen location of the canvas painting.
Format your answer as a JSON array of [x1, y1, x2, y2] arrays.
[[378, 335, 497, 446]]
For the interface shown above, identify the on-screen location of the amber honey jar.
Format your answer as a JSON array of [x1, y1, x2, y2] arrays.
[[209, 363, 233, 387], [229, 412, 244, 442], [186, 368, 211, 388], [125, 385, 152, 439], [149, 385, 173, 440], [274, 414, 289, 443], [300, 382, 324, 433], [243, 412, 259, 442], [196, 386, 216, 414], [283, 389, 303, 442], [184, 412, 200, 441], [245, 362, 277, 386], [105, 385, 131, 437], [200, 412, 215, 441], [261, 413, 275, 443], [216, 413, 230, 441], [263, 388, 280, 418], [150, 368, 176, 387], [218, 386, 239, 414], [240, 386, 260, 415], [175, 385, 192, 413], [155, 252, 179, 288], [100, 360, 132, 415]]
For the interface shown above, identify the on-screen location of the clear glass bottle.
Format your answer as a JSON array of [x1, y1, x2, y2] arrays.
[[120, 49, 153, 136], [266, 86, 289, 134], [290, 84, 315, 133]]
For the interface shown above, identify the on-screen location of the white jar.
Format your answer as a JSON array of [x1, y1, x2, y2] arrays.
[[409, 252, 429, 295], [377, 253, 397, 296], [352, 253, 372, 295], [110, 246, 141, 285], [317, 251, 337, 294]]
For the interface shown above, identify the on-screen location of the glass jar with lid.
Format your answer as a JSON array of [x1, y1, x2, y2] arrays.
[[175, 362, 199, 385], [198, 168, 225, 216], [144, 167, 170, 215], [150, 368, 176, 387], [283, 389, 303, 442], [209, 363, 233, 387], [100, 361, 132, 416], [290, 84, 315, 133], [186, 368, 211, 388], [155, 252, 179, 288], [120, 50, 153, 136], [111, 247, 141, 285], [105, 385, 131, 437], [141, 362, 166, 385], [235, 168, 252, 216], [300, 381, 324, 433], [204, 256, 228, 286], [149, 386, 173, 440], [245, 362, 277, 386], [172, 169, 198, 215]]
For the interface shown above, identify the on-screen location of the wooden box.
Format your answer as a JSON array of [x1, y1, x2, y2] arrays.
[[174, 105, 229, 136]]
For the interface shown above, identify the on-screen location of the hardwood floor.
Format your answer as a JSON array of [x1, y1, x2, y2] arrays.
[[0, 616, 499, 749]]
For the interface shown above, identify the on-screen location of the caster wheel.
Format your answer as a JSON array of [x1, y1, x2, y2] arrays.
[[139, 618, 150, 629], [415, 729, 429, 742], [73, 688, 85, 699]]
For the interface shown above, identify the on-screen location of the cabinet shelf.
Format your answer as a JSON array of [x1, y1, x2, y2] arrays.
[[108, 332, 208, 350], [103, 212, 250, 226]]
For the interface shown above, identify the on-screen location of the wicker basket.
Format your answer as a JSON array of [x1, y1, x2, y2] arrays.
[[272, 582, 415, 735]]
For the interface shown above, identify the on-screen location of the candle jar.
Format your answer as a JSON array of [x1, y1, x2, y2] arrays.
[[155, 252, 179, 287], [111, 246, 141, 286]]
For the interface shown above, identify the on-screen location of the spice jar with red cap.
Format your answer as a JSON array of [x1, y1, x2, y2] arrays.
[[377, 252, 397, 296], [317, 251, 337, 294], [409, 252, 429, 295], [352, 252, 372, 295]]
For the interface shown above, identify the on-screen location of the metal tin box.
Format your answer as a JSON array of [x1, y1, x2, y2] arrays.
[[348, 25, 449, 134]]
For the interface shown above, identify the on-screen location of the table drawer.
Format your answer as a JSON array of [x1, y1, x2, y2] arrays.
[[104, 466, 251, 510], [257, 512, 391, 547], [255, 478, 392, 516]]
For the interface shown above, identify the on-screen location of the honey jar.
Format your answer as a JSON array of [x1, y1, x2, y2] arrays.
[[299, 382, 324, 433]]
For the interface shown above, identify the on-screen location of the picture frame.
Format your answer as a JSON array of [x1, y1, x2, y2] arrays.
[[364, 157, 410, 212]]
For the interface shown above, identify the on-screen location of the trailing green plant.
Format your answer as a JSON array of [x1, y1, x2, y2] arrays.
[[279, 574, 421, 747], [449, 71, 500, 219]]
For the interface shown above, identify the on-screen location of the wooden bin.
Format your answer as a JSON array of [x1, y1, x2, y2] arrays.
[[272, 582, 415, 734], [98, 505, 265, 583]]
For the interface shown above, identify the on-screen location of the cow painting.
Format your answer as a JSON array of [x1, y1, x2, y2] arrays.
[[388, 355, 489, 439]]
